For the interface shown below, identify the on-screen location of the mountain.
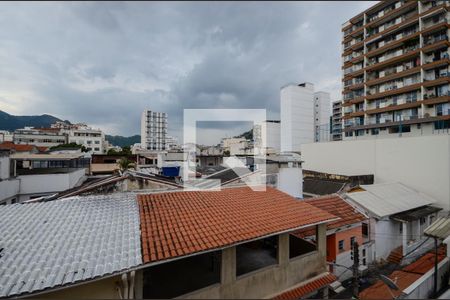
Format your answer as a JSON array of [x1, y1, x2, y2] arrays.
[[105, 135, 141, 147], [234, 128, 253, 140], [0, 110, 67, 131]]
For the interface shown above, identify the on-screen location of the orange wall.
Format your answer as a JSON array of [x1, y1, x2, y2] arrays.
[[327, 225, 363, 262]]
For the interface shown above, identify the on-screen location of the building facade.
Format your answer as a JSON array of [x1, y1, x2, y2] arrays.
[[314, 91, 332, 142], [280, 83, 331, 151], [64, 126, 106, 154], [253, 120, 281, 154], [331, 100, 343, 141], [280, 82, 315, 152], [342, 0, 450, 140], [13, 127, 67, 148], [141, 109, 167, 151]]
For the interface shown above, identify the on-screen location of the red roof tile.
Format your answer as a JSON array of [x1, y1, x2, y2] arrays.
[[0, 142, 36, 152], [293, 194, 366, 238], [273, 273, 337, 300], [359, 246, 447, 299], [138, 186, 338, 264]]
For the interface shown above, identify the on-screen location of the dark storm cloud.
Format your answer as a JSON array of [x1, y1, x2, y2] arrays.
[[0, 1, 375, 143]]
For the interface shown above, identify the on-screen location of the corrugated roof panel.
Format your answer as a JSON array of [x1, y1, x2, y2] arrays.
[[0, 193, 142, 298], [424, 217, 450, 239], [346, 182, 436, 218]]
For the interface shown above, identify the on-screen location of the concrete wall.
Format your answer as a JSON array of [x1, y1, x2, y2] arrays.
[[35, 275, 121, 299], [0, 179, 20, 203], [301, 135, 450, 209], [17, 168, 85, 200], [281, 84, 315, 152], [181, 226, 327, 299], [277, 167, 303, 198], [0, 155, 9, 180], [372, 218, 403, 261]]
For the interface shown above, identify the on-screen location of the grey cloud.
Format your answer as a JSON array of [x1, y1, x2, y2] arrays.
[[0, 1, 376, 143]]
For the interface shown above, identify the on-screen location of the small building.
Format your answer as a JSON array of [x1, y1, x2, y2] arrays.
[[293, 194, 369, 281], [345, 182, 442, 265], [0, 152, 89, 204], [0, 187, 340, 299]]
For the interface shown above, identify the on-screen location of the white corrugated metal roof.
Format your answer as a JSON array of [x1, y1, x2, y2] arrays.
[[425, 217, 450, 239], [345, 182, 436, 218], [0, 194, 142, 298]]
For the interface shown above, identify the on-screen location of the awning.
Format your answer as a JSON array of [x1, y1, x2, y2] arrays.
[[424, 217, 450, 239], [391, 205, 442, 223]]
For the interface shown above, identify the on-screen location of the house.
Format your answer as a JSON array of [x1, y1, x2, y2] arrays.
[[293, 194, 368, 281], [0, 187, 340, 299], [359, 247, 448, 300], [345, 182, 442, 265], [0, 141, 47, 154], [0, 152, 89, 204]]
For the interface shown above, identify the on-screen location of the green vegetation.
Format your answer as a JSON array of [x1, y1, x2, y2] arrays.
[[49, 142, 87, 152], [118, 157, 135, 172], [234, 128, 253, 140], [105, 135, 140, 147], [107, 145, 132, 156]]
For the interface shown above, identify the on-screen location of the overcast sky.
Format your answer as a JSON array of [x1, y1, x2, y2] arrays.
[[0, 1, 376, 145]]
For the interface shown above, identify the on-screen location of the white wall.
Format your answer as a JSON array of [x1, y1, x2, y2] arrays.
[[0, 156, 9, 180], [373, 218, 403, 260], [0, 179, 20, 203], [277, 167, 303, 198], [301, 135, 450, 209], [281, 83, 314, 152], [17, 169, 85, 197]]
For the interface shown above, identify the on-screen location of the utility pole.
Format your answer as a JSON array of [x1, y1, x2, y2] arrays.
[[352, 241, 360, 299], [434, 237, 438, 297]]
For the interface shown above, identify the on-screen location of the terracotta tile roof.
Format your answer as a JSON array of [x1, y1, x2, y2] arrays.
[[273, 273, 337, 300], [0, 142, 36, 152], [359, 246, 447, 300], [138, 186, 338, 264], [292, 194, 366, 238]]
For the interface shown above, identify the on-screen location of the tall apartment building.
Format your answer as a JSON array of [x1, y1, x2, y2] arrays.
[[141, 109, 167, 151], [342, 0, 450, 139], [331, 100, 343, 141], [280, 82, 331, 152], [314, 92, 332, 142]]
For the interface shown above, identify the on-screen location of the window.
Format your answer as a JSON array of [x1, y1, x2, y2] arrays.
[[94, 148, 100, 151], [420, 217, 426, 225], [362, 223, 369, 237], [338, 240, 344, 251], [362, 249, 366, 257], [94, 141, 100, 144], [363, 258, 367, 265], [350, 237, 356, 246], [400, 223, 403, 234], [87, 140, 92, 144]]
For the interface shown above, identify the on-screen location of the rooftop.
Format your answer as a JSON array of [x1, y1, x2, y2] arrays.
[[272, 272, 337, 300], [0, 194, 142, 298], [345, 182, 437, 218], [359, 247, 447, 300], [425, 216, 450, 240], [138, 186, 338, 264], [293, 194, 367, 238], [10, 153, 85, 161]]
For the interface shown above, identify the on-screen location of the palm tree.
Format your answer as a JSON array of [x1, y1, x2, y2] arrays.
[[118, 157, 135, 172]]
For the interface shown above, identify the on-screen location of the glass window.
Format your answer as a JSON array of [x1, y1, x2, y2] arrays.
[[350, 237, 356, 246], [338, 240, 344, 251]]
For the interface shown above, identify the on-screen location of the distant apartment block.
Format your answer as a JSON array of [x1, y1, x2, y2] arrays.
[[141, 109, 167, 151], [342, 0, 450, 139], [331, 100, 343, 141], [280, 82, 331, 151], [13, 127, 67, 148]]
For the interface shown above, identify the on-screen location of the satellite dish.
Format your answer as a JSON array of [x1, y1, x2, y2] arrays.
[[379, 275, 400, 291]]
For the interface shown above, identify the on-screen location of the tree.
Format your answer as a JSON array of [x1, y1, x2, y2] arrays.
[[50, 142, 88, 152], [118, 157, 135, 172]]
